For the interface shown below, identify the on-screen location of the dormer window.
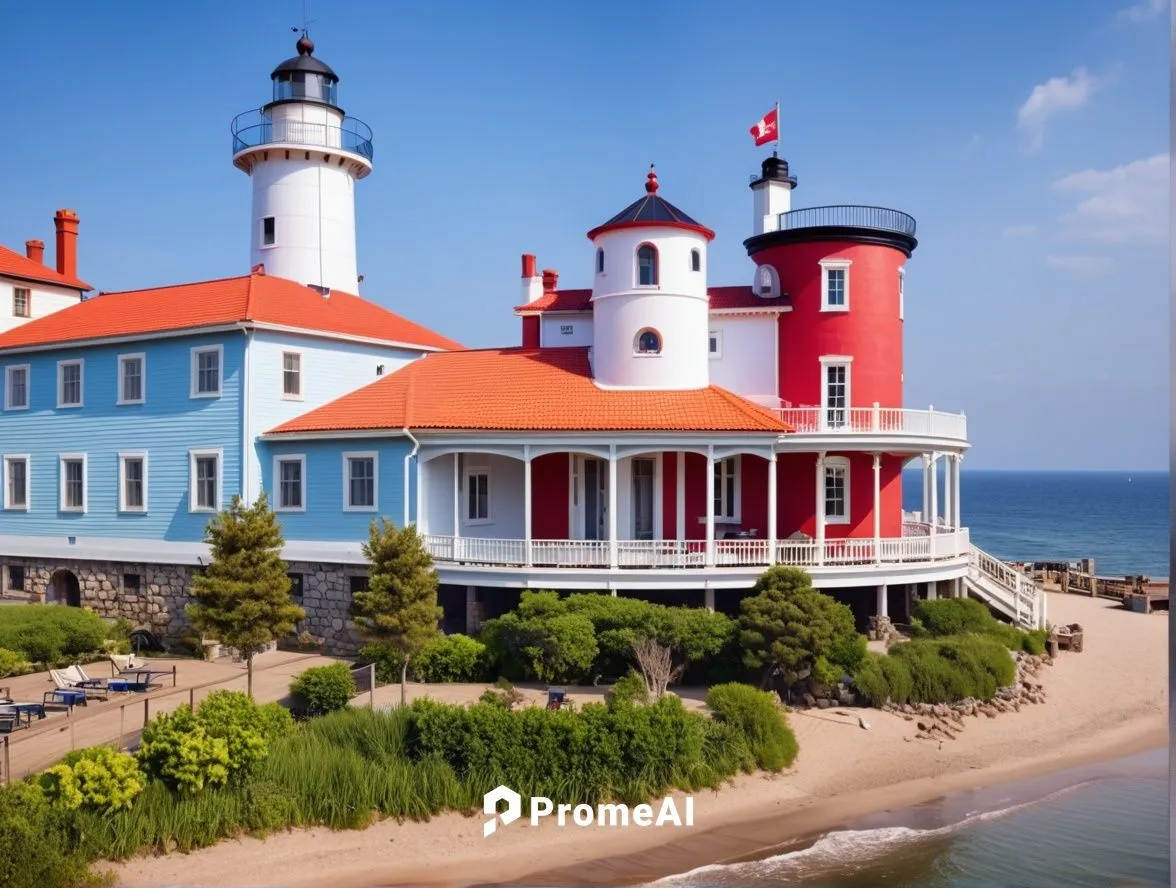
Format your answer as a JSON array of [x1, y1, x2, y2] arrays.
[[635, 328, 662, 355], [690, 249, 701, 272], [596, 248, 605, 274], [637, 245, 658, 286], [755, 264, 780, 298]]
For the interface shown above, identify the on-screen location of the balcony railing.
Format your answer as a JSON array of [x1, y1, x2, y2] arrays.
[[230, 110, 374, 161], [773, 407, 967, 441], [776, 205, 916, 237], [421, 528, 970, 571]]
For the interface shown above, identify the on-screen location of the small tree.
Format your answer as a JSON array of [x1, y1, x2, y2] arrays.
[[738, 565, 860, 689], [350, 519, 442, 705], [631, 637, 681, 700], [187, 493, 305, 697]]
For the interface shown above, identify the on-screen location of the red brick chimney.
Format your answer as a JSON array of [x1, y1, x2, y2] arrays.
[[542, 268, 559, 292], [54, 209, 79, 280], [25, 239, 45, 265]]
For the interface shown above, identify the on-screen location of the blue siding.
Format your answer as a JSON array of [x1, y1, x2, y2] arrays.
[[259, 437, 414, 541], [0, 333, 243, 542]]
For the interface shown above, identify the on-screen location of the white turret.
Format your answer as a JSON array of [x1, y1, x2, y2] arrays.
[[588, 168, 714, 390], [749, 154, 797, 235], [230, 34, 374, 294]]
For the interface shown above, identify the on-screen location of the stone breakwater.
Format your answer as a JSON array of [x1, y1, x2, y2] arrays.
[[882, 652, 1053, 743]]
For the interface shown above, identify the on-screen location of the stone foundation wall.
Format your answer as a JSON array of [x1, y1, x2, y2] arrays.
[[284, 561, 370, 655]]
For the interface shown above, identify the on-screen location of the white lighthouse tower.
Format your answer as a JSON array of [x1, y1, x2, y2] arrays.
[[231, 33, 374, 294]]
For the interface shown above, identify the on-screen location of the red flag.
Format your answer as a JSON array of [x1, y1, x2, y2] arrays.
[[749, 107, 779, 146]]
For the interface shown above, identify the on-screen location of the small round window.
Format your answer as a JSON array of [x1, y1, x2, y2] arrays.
[[635, 328, 662, 355]]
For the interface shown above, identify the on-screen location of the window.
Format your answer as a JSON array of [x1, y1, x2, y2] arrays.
[[755, 264, 780, 298], [275, 455, 306, 511], [282, 351, 302, 398], [262, 216, 276, 246], [349, 575, 370, 595], [713, 456, 738, 520], [288, 573, 304, 604], [635, 328, 662, 355], [824, 457, 850, 524], [123, 573, 141, 593], [820, 356, 852, 429], [189, 449, 222, 512], [59, 454, 87, 512], [466, 468, 489, 523], [595, 248, 604, 274], [57, 360, 83, 408], [708, 330, 722, 359], [4, 455, 28, 510], [8, 566, 25, 592], [5, 365, 29, 410], [690, 249, 701, 272], [637, 244, 658, 286], [118, 354, 145, 405], [898, 266, 905, 321], [191, 345, 223, 397], [344, 452, 377, 511], [119, 453, 147, 512], [13, 288, 30, 318], [820, 259, 851, 311]]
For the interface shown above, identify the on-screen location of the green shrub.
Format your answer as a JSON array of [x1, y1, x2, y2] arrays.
[[357, 641, 404, 684], [481, 609, 598, 683], [194, 691, 291, 780], [856, 635, 1016, 705], [412, 634, 489, 683], [852, 652, 914, 706], [137, 706, 230, 793], [705, 683, 798, 771], [40, 745, 144, 814], [0, 782, 97, 888], [606, 671, 649, 707], [914, 598, 1043, 653], [0, 605, 109, 664], [0, 647, 33, 678], [290, 663, 356, 715], [1023, 628, 1048, 656]]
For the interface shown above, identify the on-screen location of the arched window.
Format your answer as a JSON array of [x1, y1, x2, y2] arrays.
[[690, 249, 701, 272], [637, 244, 658, 286], [596, 248, 605, 274], [635, 328, 662, 355], [754, 264, 780, 298]]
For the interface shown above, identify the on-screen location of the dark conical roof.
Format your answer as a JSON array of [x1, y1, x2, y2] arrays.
[[586, 168, 715, 241], [271, 34, 338, 81]]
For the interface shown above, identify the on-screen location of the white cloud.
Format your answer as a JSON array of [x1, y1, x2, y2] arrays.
[[1053, 153, 1169, 243], [1016, 68, 1098, 153], [1046, 254, 1114, 274], [1002, 224, 1038, 237], [1117, 0, 1167, 22]]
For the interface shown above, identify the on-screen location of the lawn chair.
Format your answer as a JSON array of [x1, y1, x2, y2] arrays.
[[106, 658, 171, 690], [546, 686, 567, 711], [50, 668, 108, 701], [70, 663, 149, 694]]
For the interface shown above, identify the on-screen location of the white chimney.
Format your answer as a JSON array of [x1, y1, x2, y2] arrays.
[[521, 253, 543, 303]]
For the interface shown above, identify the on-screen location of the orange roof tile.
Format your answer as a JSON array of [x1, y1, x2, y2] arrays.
[[515, 285, 790, 314], [268, 347, 792, 434], [0, 272, 462, 352], [0, 244, 92, 291]]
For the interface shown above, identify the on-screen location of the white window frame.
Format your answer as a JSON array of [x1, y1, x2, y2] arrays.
[[188, 448, 223, 513], [754, 264, 780, 298], [56, 359, 84, 409], [118, 451, 148, 513], [635, 243, 659, 288], [12, 287, 30, 318], [59, 452, 87, 513], [117, 353, 146, 405], [708, 329, 723, 360], [261, 216, 276, 248], [4, 364, 29, 411], [465, 465, 491, 525], [3, 454, 29, 510], [824, 456, 850, 525], [713, 455, 740, 522], [274, 454, 307, 512], [190, 345, 224, 398], [342, 451, 378, 512], [819, 259, 851, 312], [898, 266, 905, 321], [819, 355, 853, 430], [281, 350, 303, 400]]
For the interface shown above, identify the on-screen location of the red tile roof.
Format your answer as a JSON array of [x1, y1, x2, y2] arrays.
[[0, 244, 92, 291], [0, 272, 462, 352], [516, 285, 790, 314], [268, 347, 791, 434]]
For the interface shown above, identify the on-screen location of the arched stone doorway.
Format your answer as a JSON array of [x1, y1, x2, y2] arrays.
[[48, 569, 82, 608]]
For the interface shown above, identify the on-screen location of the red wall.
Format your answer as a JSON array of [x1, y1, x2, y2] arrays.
[[662, 452, 677, 538], [739, 455, 769, 536], [749, 240, 906, 410], [530, 452, 568, 538], [774, 452, 905, 539], [521, 316, 540, 348], [683, 453, 707, 540]]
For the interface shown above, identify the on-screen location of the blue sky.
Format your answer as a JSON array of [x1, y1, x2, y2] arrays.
[[1, 1, 1168, 470]]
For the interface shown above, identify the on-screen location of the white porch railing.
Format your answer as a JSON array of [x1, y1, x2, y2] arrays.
[[422, 528, 971, 571], [773, 406, 967, 441], [966, 545, 1046, 629]]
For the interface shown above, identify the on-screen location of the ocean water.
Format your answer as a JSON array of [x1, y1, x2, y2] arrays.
[[656, 749, 1169, 888], [903, 469, 1170, 578]]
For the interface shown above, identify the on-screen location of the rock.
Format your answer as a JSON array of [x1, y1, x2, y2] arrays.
[[903, 714, 914, 722], [816, 698, 831, 709], [858, 716, 871, 731], [802, 693, 817, 708]]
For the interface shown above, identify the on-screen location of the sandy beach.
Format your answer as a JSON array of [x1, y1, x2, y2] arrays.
[[107, 592, 1168, 888]]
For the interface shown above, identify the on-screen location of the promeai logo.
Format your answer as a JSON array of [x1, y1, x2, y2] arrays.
[[482, 785, 693, 837]]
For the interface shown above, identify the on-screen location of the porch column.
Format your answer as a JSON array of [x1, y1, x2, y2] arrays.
[[872, 452, 882, 564], [876, 584, 888, 618], [928, 452, 939, 552], [523, 444, 532, 567], [705, 445, 716, 567], [704, 587, 715, 612], [452, 454, 461, 542], [814, 452, 826, 567], [952, 454, 963, 528], [922, 454, 931, 522], [608, 444, 618, 569], [676, 451, 686, 541], [767, 450, 778, 564], [926, 580, 938, 601]]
